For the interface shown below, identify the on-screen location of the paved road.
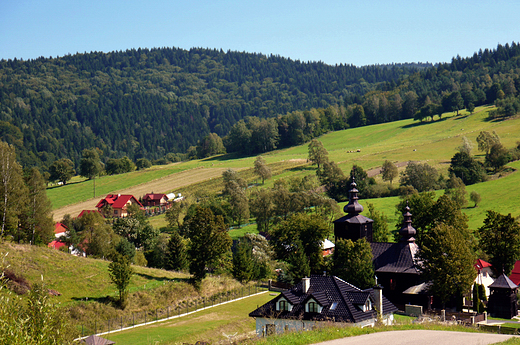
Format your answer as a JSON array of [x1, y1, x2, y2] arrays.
[[313, 330, 516, 345]]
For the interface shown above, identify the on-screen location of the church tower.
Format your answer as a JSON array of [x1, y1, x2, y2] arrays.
[[333, 179, 374, 242]]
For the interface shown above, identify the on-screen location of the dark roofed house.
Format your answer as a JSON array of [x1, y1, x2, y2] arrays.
[[249, 275, 397, 336]]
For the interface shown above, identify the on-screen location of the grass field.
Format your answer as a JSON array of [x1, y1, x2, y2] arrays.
[[105, 291, 277, 345], [48, 106, 520, 232]]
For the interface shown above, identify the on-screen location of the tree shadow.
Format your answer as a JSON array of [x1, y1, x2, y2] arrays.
[[288, 165, 315, 172], [133, 272, 190, 284], [71, 295, 115, 304], [200, 152, 251, 163], [401, 117, 449, 129]]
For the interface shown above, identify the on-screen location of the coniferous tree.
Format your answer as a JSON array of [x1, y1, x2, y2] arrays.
[[165, 230, 188, 271], [232, 240, 255, 283], [20, 167, 54, 245], [184, 206, 232, 283]]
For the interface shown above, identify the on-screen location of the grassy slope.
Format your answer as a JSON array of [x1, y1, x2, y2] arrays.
[[107, 292, 277, 345], [49, 105, 520, 232], [0, 242, 188, 303]]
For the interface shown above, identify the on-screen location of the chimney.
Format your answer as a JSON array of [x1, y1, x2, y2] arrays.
[[374, 284, 383, 320], [302, 277, 310, 293]]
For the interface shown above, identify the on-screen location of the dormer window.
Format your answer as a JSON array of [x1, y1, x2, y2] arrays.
[[305, 298, 322, 313], [277, 298, 292, 311], [308, 302, 318, 313]]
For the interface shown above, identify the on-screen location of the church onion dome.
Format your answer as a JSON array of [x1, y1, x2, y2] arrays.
[[343, 179, 364, 215], [399, 202, 416, 243]]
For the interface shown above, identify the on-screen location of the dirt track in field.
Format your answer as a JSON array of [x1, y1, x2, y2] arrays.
[[52, 167, 228, 221]]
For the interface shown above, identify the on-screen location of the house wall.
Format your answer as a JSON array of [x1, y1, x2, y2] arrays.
[[254, 314, 394, 337]]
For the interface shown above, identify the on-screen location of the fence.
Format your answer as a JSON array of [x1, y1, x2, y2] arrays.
[[79, 283, 266, 338]]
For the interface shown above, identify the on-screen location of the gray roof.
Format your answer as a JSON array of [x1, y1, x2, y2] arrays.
[[489, 274, 518, 289]]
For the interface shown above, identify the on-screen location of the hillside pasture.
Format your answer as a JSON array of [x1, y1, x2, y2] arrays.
[[49, 106, 520, 231]]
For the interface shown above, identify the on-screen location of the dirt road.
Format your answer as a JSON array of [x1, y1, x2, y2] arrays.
[[52, 167, 228, 221]]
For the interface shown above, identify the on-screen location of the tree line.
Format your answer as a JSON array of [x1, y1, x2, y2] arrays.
[[3, 43, 520, 171]]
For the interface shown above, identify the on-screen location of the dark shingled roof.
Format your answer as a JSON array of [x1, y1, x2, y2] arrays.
[[490, 274, 518, 290], [371, 242, 420, 275], [249, 275, 397, 324]]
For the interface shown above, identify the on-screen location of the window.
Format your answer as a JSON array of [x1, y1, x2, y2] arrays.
[[265, 324, 275, 336], [308, 301, 318, 313], [279, 300, 288, 311], [330, 302, 338, 310]]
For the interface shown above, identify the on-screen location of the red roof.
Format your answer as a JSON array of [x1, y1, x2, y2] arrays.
[[77, 210, 103, 218], [143, 193, 166, 201], [475, 259, 492, 270], [48, 240, 67, 250], [509, 260, 520, 286], [96, 194, 143, 209], [54, 222, 68, 234]]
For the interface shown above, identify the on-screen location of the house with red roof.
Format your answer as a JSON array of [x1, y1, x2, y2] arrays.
[[54, 222, 68, 239], [48, 240, 67, 250], [142, 193, 168, 207], [95, 194, 143, 218], [475, 259, 494, 297]]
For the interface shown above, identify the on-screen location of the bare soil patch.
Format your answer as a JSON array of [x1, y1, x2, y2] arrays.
[[52, 167, 228, 221]]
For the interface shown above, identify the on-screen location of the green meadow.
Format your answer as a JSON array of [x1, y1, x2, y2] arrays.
[[105, 292, 277, 345], [48, 105, 520, 233]]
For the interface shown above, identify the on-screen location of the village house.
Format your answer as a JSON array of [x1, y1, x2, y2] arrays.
[[142, 193, 168, 207], [95, 194, 143, 218], [474, 259, 494, 297], [249, 275, 397, 336]]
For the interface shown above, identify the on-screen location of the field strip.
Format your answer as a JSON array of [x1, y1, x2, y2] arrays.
[[52, 167, 228, 221], [74, 290, 269, 342]]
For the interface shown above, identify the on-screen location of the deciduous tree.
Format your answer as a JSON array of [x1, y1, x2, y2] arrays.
[[79, 148, 102, 180], [49, 158, 75, 185], [400, 161, 438, 192], [478, 211, 520, 275], [333, 238, 375, 289], [254, 156, 271, 184], [108, 253, 134, 308], [381, 160, 398, 184], [417, 223, 476, 308], [308, 139, 328, 169]]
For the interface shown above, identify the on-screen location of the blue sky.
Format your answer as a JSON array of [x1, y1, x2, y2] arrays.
[[1, 0, 519, 66]]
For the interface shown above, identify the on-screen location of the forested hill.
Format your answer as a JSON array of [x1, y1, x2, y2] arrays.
[[0, 47, 408, 167], [2, 43, 520, 169]]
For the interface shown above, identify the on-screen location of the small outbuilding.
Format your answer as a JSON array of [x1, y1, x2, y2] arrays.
[[487, 274, 518, 319]]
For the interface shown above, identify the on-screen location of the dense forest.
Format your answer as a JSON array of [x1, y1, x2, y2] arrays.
[[1, 43, 520, 169]]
